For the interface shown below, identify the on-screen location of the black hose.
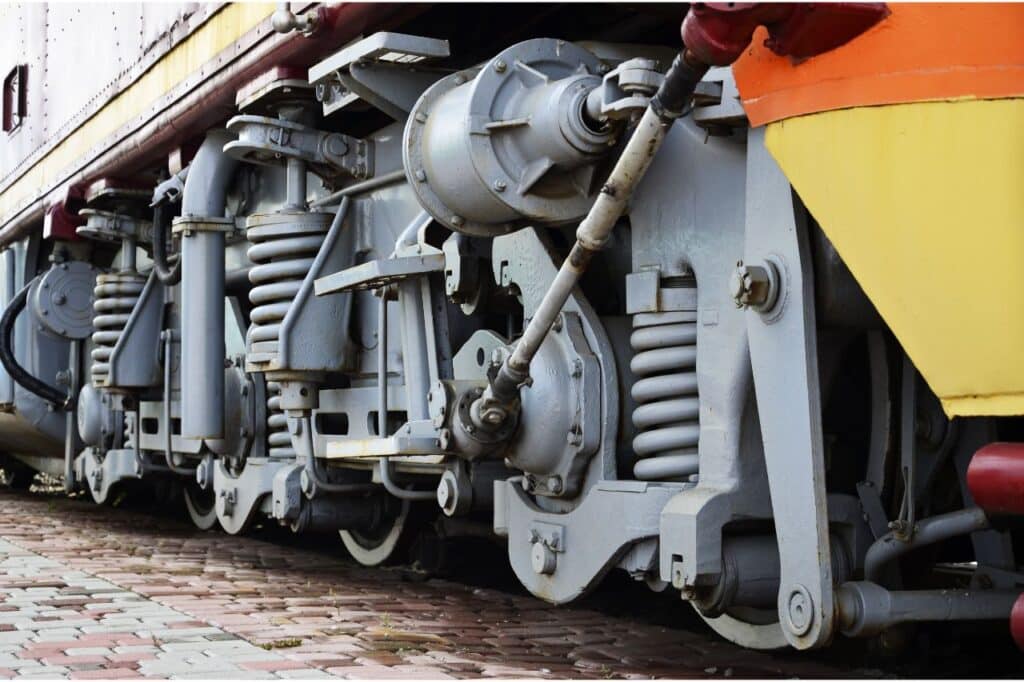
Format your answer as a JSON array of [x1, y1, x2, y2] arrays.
[[0, 281, 72, 409], [152, 203, 182, 285], [650, 49, 710, 122]]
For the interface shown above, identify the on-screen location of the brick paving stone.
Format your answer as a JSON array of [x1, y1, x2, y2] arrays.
[[0, 490, 878, 680]]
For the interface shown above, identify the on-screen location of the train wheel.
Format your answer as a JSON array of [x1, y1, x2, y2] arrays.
[[695, 606, 788, 650], [340, 499, 412, 567], [183, 483, 219, 531]]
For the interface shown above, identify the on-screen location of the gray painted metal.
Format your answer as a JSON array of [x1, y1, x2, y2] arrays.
[[743, 127, 835, 649], [108, 272, 164, 388], [404, 38, 612, 236], [864, 507, 989, 584], [178, 130, 239, 440], [837, 581, 1019, 637], [495, 479, 683, 604]]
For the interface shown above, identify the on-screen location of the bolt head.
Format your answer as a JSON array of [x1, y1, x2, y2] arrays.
[[729, 262, 774, 310], [531, 542, 557, 575], [494, 59, 507, 73]]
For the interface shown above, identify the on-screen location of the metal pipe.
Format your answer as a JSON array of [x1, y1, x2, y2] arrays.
[[63, 340, 80, 492], [864, 507, 990, 583], [152, 203, 182, 285], [0, 280, 70, 408], [301, 416, 377, 494], [476, 50, 710, 424], [375, 291, 433, 502], [179, 130, 239, 440], [309, 169, 408, 208], [837, 581, 1019, 637], [161, 329, 195, 476]]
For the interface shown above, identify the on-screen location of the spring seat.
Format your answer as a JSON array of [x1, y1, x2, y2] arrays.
[[630, 305, 700, 481], [91, 272, 145, 387]]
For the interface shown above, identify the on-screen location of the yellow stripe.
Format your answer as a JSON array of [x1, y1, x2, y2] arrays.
[[767, 98, 1024, 416], [0, 2, 275, 220]]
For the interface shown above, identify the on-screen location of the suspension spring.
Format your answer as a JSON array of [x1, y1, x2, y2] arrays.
[[246, 212, 332, 362], [629, 279, 700, 481], [91, 272, 145, 387], [245, 211, 332, 458], [265, 380, 293, 458]]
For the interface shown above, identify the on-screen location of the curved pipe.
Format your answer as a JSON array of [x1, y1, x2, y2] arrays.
[[375, 291, 434, 502], [179, 130, 239, 440], [161, 330, 195, 476], [152, 203, 182, 285], [0, 280, 71, 408], [864, 507, 989, 583], [181, 129, 239, 218], [302, 416, 376, 494]]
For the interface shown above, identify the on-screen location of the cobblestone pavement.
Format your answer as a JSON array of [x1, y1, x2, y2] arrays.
[[0, 490, 868, 680]]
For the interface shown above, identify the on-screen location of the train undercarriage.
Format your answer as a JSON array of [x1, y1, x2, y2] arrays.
[[0, 2, 1022, 655]]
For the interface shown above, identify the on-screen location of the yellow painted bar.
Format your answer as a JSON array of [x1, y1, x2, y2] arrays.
[[0, 2, 275, 220], [766, 98, 1024, 416]]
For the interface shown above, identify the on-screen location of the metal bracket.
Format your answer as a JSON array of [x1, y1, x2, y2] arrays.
[[108, 270, 165, 387], [314, 253, 445, 296], [224, 115, 372, 180], [308, 32, 450, 119], [213, 457, 289, 535], [591, 57, 663, 120], [495, 479, 683, 603], [744, 127, 835, 649]]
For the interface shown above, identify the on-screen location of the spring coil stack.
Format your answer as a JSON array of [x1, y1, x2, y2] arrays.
[[629, 274, 700, 482], [245, 211, 333, 458], [90, 272, 144, 387]]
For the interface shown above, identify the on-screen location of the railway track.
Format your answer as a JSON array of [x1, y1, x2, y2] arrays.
[[0, 485, 1020, 679]]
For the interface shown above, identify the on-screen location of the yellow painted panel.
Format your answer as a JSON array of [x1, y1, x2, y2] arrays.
[[766, 99, 1024, 416], [0, 2, 275, 219]]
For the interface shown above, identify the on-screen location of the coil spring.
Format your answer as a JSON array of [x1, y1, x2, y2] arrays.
[[246, 213, 331, 458], [630, 310, 700, 481], [265, 380, 294, 458], [91, 272, 145, 387]]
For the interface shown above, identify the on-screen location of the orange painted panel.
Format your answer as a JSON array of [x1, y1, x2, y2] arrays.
[[733, 3, 1024, 126]]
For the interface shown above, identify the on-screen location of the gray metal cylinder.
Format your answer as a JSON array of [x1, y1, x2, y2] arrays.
[[177, 130, 239, 440], [404, 38, 612, 236], [837, 581, 1018, 637], [181, 229, 226, 439]]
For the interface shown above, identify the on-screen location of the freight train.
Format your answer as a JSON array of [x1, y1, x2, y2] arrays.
[[1, 1, 1023, 652]]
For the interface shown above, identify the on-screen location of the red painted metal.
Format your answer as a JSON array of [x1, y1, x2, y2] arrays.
[[0, 3, 423, 250], [1011, 593, 1024, 650], [42, 197, 84, 242], [967, 442, 1024, 516], [682, 2, 889, 66]]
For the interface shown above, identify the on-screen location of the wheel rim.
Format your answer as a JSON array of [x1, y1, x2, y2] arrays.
[[340, 499, 410, 566], [183, 483, 219, 531], [695, 605, 788, 650]]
